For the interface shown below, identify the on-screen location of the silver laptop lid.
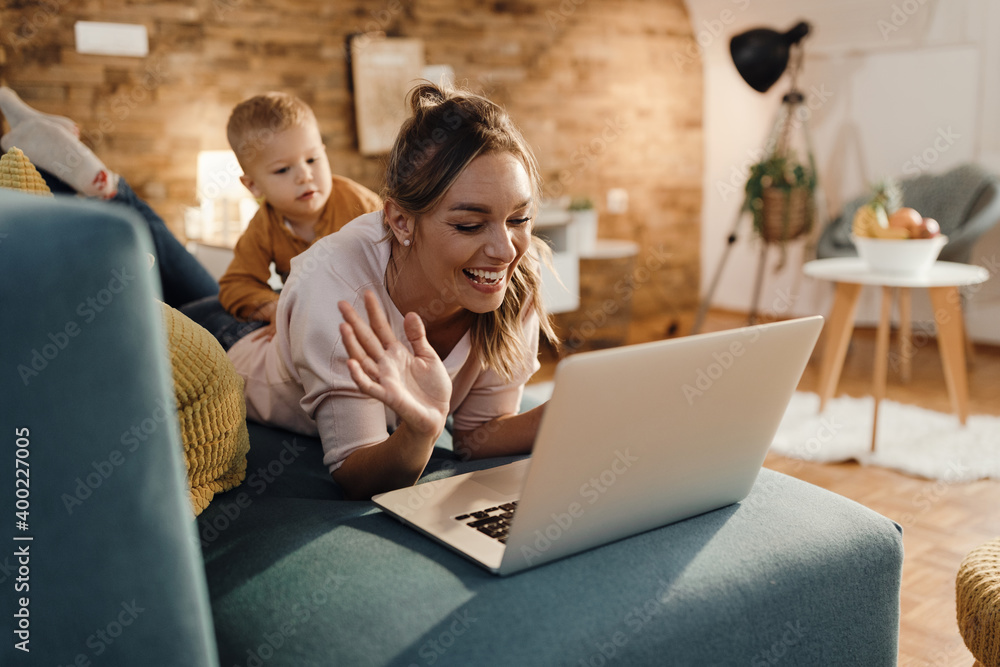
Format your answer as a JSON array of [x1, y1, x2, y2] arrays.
[[498, 316, 823, 574]]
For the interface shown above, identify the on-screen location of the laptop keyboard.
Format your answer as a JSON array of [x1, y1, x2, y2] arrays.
[[454, 501, 518, 544]]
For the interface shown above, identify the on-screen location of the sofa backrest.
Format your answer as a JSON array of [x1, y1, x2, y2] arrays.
[[0, 190, 219, 666]]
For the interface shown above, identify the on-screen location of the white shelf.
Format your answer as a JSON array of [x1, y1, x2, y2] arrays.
[[533, 210, 579, 314]]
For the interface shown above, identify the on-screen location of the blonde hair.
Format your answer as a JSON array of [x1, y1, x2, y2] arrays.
[[226, 92, 316, 168], [384, 83, 557, 381]]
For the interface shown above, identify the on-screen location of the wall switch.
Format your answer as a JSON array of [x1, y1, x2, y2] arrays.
[[607, 188, 629, 214], [75, 21, 149, 57]]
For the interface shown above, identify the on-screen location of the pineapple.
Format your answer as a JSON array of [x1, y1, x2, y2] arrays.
[[852, 204, 887, 237], [852, 178, 906, 238]]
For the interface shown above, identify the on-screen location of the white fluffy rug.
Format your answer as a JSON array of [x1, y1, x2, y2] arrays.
[[523, 382, 1000, 482], [771, 392, 1000, 482]]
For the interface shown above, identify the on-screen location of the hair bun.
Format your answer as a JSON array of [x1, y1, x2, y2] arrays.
[[410, 83, 448, 111]]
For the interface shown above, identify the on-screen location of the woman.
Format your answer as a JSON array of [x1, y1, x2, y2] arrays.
[[226, 83, 557, 499]]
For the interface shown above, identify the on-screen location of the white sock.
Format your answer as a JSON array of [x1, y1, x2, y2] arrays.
[[0, 87, 79, 137], [1, 118, 118, 198]]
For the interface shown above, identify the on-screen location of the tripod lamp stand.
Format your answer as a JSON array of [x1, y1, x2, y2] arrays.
[[692, 21, 817, 334]]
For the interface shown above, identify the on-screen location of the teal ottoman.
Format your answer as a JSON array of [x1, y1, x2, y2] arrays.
[[200, 422, 903, 666]]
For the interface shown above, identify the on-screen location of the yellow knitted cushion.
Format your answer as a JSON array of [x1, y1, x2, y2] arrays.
[[0, 146, 52, 196], [957, 536, 1000, 666], [160, 302, 250, 515]]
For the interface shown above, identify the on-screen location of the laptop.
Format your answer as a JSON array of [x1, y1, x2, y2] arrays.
[[373, 315, 823, 576]]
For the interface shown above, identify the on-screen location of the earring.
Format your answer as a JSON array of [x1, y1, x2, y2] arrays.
[[403, 238, 411, 247]]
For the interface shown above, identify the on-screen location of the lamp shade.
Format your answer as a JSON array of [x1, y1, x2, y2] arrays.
[[730, 21, 810, 93]]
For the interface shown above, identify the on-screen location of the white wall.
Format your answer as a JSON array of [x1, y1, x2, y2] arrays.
[[684, 0, 1000, 343]]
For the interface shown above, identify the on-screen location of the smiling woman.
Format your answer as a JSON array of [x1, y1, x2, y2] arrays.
[[224, 83, 559, 499]]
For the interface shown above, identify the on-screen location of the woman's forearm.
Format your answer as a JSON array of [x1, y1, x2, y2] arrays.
[[452, 402, 546, 461], [331, 422, 442, 500]]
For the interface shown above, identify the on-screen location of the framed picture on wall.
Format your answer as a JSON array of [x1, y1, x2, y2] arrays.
[[349, 35, 425, 156]]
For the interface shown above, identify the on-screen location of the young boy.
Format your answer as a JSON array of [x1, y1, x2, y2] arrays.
[[220, 92, 381, 333]]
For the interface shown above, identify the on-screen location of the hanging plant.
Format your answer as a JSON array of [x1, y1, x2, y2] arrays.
[[744, 155, 816, 244]]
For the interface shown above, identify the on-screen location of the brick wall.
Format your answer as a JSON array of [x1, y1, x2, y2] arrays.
[[1, 0, 702, 326]]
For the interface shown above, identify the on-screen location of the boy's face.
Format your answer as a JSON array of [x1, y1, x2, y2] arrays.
[[239, 121, 332, 228]]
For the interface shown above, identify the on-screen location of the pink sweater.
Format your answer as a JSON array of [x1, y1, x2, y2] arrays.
[[227, 212, 540, 473]]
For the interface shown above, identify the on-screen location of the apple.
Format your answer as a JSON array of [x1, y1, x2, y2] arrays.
[[915, 217, 940, 238], [888, 207, 922, 236]]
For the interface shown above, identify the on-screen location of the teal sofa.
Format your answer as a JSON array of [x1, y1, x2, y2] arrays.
[[1, 190, 904, 666]]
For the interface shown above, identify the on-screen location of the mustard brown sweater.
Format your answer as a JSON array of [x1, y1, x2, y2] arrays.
[[219, 175, 381, 319]]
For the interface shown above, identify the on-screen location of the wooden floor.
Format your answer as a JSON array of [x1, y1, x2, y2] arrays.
[[533, 309, 1000, 666]]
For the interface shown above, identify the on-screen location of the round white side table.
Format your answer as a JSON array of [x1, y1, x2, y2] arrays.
[[803, 258, 990, 450]]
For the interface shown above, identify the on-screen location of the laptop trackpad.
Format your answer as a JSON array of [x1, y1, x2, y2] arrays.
[[471, 459, 530, 497]]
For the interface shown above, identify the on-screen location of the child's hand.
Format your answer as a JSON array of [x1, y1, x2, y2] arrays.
[[251, 322, 277, 342], [251, 301, 278, 323]]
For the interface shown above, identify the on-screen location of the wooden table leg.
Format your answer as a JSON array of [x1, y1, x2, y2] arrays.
[[897, 287, 912, 382], [816, 282, 863, 412], [928, 286, 970, 425], [871, 286, 894, 451]]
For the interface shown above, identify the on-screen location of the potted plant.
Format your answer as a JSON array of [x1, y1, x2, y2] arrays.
[[568, 196, 598, 255], [744, 154, 816, 244]]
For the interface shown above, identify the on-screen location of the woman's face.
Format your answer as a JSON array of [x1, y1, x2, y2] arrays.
[[409, 151, 534, 318]]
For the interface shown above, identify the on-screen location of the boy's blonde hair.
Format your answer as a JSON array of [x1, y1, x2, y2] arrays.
[[226, 92, 316, 167]]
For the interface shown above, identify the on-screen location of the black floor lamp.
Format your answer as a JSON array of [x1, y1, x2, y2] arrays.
[[692, 21, 817, 334]]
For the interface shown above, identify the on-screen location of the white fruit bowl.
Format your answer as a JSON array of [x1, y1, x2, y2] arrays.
[[852, 234, 948, 276]]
